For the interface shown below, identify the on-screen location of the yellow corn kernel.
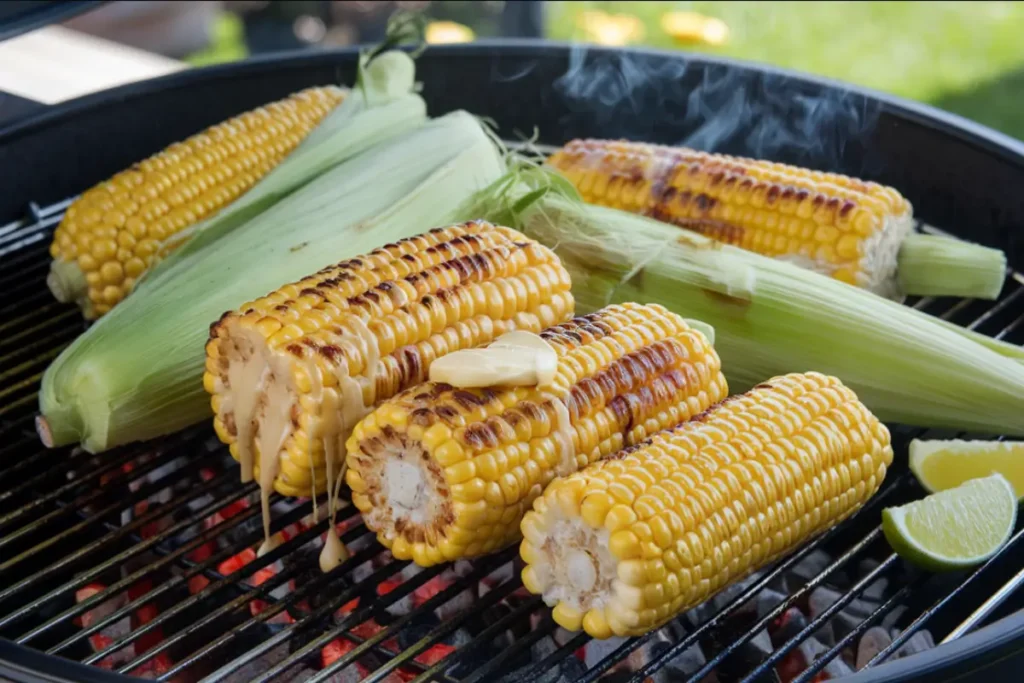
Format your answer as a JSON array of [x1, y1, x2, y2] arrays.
[[49, 86, 346, 319], [346, 302, 728, 566], [520, 372, 892, 638], [548, 139, 914, 295]]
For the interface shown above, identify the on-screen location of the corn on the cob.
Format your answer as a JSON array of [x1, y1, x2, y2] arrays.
[[345, 302, 728, 567], [206, 219, 573, 496], [520, 372, 892, 638], [205, 221, 572, 557], [38, 108, 506, 455], [49, 86, 347, 319], [548, 139, 1005, 300], [457, 167, 1024, 436]]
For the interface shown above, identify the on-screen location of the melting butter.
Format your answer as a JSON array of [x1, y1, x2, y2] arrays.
[[428, 331, 558, 388], [548, 393, 576, 477], [320, 526, 349, 573]]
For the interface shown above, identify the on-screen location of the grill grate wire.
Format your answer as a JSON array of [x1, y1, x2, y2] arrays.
[[0, 193, 1022, 683]]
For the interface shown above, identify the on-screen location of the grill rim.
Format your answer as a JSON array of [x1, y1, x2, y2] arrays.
[[1, 41, 1023, 683]]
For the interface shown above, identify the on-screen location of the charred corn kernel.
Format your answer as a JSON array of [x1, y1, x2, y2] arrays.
[[49, 86, 346, 319], [205, 220, 574, 500], [346, 302, 728, 566], [520, 372, 892, 638], [548, 139, 915, 298]]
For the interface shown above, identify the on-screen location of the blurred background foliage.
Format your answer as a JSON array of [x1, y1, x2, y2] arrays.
[[84, 1, 1024, 141]]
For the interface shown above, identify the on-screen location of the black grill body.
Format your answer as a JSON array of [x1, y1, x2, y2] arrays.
[[0, 43, 1022, 683]]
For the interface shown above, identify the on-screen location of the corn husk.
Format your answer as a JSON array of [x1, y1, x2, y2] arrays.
[[39, 111, 505, 452], [457, 168, 1024, 436]]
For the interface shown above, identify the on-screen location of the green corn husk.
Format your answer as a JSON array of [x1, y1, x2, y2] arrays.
[[898, 233, 1008, 301], [458, 167, 1024, 436], [39, 111, 505, 452], [49, 49, 428, 306]]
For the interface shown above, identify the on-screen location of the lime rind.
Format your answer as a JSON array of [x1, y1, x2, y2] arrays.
[[882, 473, 1017, 573], [909, 438, 1024, 499]]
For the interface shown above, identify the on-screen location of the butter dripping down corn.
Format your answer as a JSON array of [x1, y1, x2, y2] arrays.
[[205, 220, 573, 554], [50, 86, 346, 319], [345, 303, 728, 567], [548, 139, 915, 298], [520, 372, 892, 638]]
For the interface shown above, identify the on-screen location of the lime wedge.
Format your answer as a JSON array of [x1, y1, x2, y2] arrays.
[[910, 439, 1024, 498], [882, 474, 1017, 572]]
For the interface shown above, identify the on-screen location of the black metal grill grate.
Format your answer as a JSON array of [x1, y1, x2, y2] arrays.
[[1, 192, 1023, 683]]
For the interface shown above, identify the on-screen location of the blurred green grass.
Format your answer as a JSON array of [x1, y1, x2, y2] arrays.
[[187, 2, 1024, 140], [546, 1, 1024, 140]]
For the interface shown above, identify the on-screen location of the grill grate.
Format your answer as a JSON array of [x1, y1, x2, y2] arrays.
[[1, 192, 1023, 683]]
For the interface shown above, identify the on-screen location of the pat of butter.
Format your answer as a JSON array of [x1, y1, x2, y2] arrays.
[[429, 331, 558, 388]]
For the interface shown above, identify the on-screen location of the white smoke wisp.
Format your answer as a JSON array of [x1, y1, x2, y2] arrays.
[[549, 44, 881, 175]]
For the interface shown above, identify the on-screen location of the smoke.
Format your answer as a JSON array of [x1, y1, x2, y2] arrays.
[[550, 44, 881, 175]]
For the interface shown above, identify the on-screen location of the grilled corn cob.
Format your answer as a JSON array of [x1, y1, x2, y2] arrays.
[[345, 302, 729, 567], [520, 372, 892, 638], [205, 221, 572, 528], [49, 86, 346, 319], [548, 139, 1005, 300]]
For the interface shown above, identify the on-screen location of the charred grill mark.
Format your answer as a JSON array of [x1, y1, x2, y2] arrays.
[[840, 200, 856, 217], [463, 423, 499, 450], [754, 382, 775, 390], [286, 343, 305, 357], [767, 186, 780, 203], [275, 304, 290, 313], [299, 288, 322, 298], [318, 344, 342, 361], [410, 408, 433, 426]]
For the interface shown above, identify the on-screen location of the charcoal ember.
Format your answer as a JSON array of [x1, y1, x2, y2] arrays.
[[808, 587, 879, 641], [222, 639, 292, 683], [891, 629, 935, 658], [396, 612, 442, 650], [789, 551, 836, 588], [559, 650, 588, 682], [700, 611, 771, 682], [756, 589, 787, 619], [856, 626, 892, 669], [769, 607, 808, 648], [712, 574, 762, 613], [582, 635, 631, 669], [881, 606, 908, 630], [646, 630, 706, 680]]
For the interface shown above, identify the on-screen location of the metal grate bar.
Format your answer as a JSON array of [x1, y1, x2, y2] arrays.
[[0, 470, 253, 632], [253, 562, 453, 683], [0, 308, 79, 356], [864, 527, 1024, 668], [994, 310, 1024, 341], [27, 482, 295, 649], [302, 553, 518, 683], [739, 556, 900, 682], [118, 518, 373, 672], [411, 595, 545, 683], [0, 435, 209, 575], [0, 436, 177, 527], [965, 285, 1024, 331], [193, 554, 415, 682], [942, 565, 1024, 643], [0, 440, 198, 556], [572, 472, 909, 683], [635, 527, 885, 683], [0, 301, 66, 337], [462, 614, 558, 683], [2, 475, 251, 634], [362, 571, 524, 683], [792, 578, 925, 683]]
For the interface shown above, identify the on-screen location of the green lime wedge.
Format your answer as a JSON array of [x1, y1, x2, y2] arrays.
[[882, 474, 1017, 572], [909, 439, 1024, 499]]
